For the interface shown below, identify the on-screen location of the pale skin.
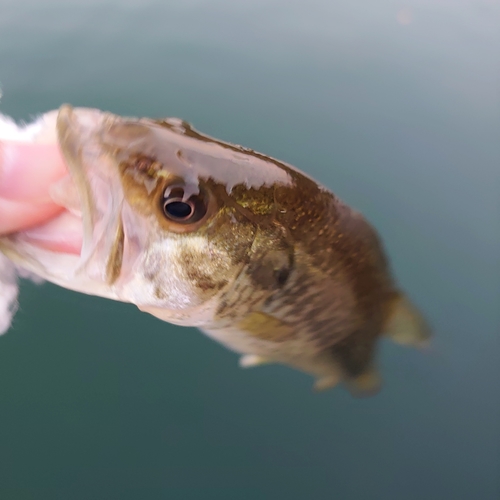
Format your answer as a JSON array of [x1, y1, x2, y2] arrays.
[[0, 142, 68, 235]]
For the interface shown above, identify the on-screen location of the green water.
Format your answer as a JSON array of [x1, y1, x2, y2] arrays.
[[0, 1, 499, 499]]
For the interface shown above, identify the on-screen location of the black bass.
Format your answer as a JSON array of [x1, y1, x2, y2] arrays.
[[0, 105, 430, 395]]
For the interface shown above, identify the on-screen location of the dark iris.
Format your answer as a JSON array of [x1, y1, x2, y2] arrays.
[[161, 185, 208, 224], [163, 200, 194, 220]]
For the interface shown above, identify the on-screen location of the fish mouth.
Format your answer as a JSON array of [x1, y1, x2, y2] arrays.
[[56, 104, 127, 286], [0, 105, 136, 297], [56, 104, 99, 259]]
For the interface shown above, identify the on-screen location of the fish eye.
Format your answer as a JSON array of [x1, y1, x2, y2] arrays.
[[161, 185, 208, 224], [164, 199, 194, 220]]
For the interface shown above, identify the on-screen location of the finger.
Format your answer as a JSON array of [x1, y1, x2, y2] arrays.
[[0, 142, 67, 201], [0, 141, 67, 235]]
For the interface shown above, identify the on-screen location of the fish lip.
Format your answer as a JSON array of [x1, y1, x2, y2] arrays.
[[56, 104, 96, 252], [55, 104, 126, 285]]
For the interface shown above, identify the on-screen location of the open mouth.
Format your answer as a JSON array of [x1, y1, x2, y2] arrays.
[[7, 104, 101, 259], [22, 209, 83, 255], [0, 105, 130, 292]]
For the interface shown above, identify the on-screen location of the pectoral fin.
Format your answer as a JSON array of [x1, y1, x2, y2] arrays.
[[239, 354, 270, 368], [313, 374, 341, 392], [237, 312, 295, 342]]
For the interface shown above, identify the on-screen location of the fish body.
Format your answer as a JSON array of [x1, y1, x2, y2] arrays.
[[0, 105, 430, 395]]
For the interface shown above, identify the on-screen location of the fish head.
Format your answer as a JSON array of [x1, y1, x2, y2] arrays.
[[2, 105, 294, 326]]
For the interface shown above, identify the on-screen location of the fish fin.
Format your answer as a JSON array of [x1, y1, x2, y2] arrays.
[[329, 329, 381, 397], [384, 293, 431, 348], [313, 374, 341, 392], [345, 367, 382, 398], [237, 312, 294, 342], [239, 354, 270, 368]]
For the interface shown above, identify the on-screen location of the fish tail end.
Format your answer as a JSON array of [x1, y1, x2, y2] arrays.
[[384, 292, 431, 349]]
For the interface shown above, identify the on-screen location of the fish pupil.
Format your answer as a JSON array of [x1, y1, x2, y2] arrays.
[[163, 200, 194, 220], [161, 184, 208, 225]]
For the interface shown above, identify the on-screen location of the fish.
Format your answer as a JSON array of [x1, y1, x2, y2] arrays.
[[0, 104, 430, 396]]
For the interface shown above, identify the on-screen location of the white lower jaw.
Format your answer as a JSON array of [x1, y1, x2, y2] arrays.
[[0, 198, 150, 306], [0, 236, 121, 302]]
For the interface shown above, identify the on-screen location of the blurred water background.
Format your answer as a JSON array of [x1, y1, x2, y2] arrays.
[[0, 0, 499, 498]]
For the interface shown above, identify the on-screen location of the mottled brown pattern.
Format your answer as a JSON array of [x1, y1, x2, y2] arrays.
[[113, 117, 402, 390], [51, 107, 428, 395], [181, 250, 229, 292]]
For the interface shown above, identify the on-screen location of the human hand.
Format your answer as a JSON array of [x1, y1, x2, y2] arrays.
[[0, 142, 67, 234]]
